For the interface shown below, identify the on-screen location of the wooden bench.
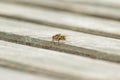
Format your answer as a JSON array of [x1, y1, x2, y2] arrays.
[[0, 0, 120, 80], [0, 2, 120, 39], [0, 40, 120, 80], [0, 17, 120, 62], [1, 0, 120, 20]]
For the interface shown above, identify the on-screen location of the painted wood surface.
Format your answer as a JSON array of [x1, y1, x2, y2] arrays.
[[0, 17, 120, 62], [0, 40, 120, 80], [0, 67, 56, 80], [0, 2, 120, 39], [1, 0, 120, 20], [61, 0, 120, 8], [0, 0, 120, 80]]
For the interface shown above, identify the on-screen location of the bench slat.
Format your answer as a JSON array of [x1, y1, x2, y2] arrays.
[[0, 40, 120, 80], [0, 2, 120, 39], [0, 67, 55, 80], [0, 17, 120, 62], [1, 0, 120, 20]]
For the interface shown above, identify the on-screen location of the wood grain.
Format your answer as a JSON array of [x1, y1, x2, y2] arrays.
[[0, 0, 120, 20], [0, 1, 120, 79], [0, 2, 120, 39], [61, 0, 120, 8], [0, 17, 120, 62], [0, 40, 120, 80], [0, 67, 56, 80]]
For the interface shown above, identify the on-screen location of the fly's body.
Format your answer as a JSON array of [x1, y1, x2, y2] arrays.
[[52, 34, 66, 44]]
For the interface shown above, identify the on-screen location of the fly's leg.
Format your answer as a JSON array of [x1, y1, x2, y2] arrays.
[[52, 36, 55, 44], [57, 40, 60, 45], [52, 40, 55, 45]]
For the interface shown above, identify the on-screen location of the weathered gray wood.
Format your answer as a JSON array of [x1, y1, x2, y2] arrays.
[[0, 67, 56, 80], [61, 0, 120, 8], [0, 40, 120, 80], [0, 1, 120, 79], [0, 17, 120, 62], [0, 2, 120, 39], [0, 0, 120, 20]]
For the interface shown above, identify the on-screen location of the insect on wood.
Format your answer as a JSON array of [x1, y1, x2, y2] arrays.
[[52, 34, 66, 44]]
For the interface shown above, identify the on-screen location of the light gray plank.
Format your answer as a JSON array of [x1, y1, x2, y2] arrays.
[[0, 67, 56, 80], [0, 40, 120, 80], [60, 0, 120, 8], [0, 17, 120, 62], [0, 0, 120, 20], [0, 2, 120, 39]]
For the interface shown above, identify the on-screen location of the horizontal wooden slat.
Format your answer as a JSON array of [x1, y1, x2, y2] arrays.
[[61, 0, 120, 8], [0, 2, 120, 39], [0, 17, 120, 62], [0, 40, 120, 80], [0, 0, 120, 20], [0, 67, 55, 80]]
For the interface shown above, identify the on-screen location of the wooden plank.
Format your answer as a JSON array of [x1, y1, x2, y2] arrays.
[[0, 2, 120, 39], [0, 40, 120, 80], [60, 0, 120, 8], [0, 67, 55, 80], [0, 17, 120, 62], [1, 0, 120, 20]]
